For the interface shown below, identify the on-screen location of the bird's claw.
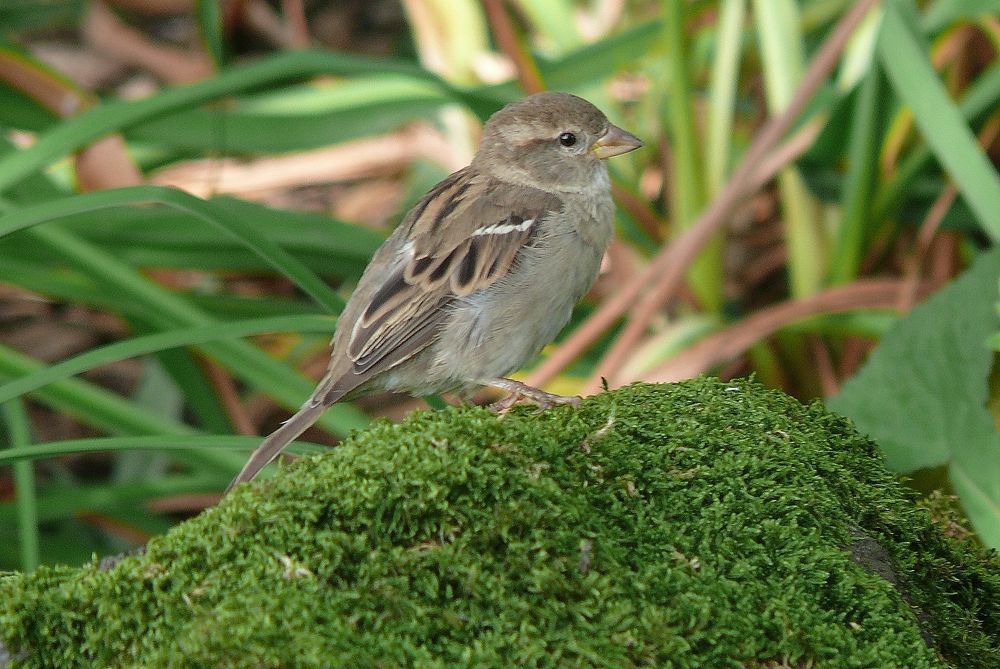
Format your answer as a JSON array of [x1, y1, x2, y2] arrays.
[[487, 388, 582, 414]]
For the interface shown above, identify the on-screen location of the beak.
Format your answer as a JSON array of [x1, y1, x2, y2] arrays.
[[591, 124, 643, 160]]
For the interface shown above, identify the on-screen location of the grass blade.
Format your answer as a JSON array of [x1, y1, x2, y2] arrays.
[[829, 66, 884, 284], [752, 0, 825, 296], [662, 0, 718, 312], [872, 61, 1000, 222], [1, 399, 39, 571], [0, 435, 327, 466], [706, 0, 746, 196], [0, 49, 470, 193], [0, 185, 345, 313], [195, 0, 226, 67], [0, 315, 336, 404], [0, 343, 198, 439], [878, 0, 1000, 241], [24, 224, 368, 434]]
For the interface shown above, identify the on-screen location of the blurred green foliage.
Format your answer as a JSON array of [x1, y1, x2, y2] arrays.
[[0, 0, 999, 567]]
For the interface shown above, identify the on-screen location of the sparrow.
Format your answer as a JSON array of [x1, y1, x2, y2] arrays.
[[228, 91, 642, 490]]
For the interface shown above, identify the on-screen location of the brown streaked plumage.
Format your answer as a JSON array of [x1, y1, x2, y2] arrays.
[[228, 92, 642, 491]]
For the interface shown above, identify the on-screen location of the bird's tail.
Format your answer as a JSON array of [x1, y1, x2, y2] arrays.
[[225, 374, 347, 493]]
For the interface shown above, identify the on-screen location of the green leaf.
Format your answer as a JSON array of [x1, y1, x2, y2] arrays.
[[0, 81, 57, 132], [534, 20, 661, 92], [1, 399, 39, 571], [0, 343, 199, 439], [829, 65, 887, 284], [0, 1, 81, 33], [0, 344, 248, 475], [511, 0, 581, 52], [0, 315, 336, 405], [828, 248, 1000, 548], [74, 195, 381, 275], [0, 435, 327, 466], [0, 49, 470, 194], [0, 186, 346, 314], [0, 474, 218, 528], [196, 0, 227, 67], [10, 223, 368, 437], [752, 0, 825, 298], [870, 61, 1000, 225], [127, 76, 452, 153], [923, 0, 1000, 31], [950, 423, 1000, 549], [705, 0, 746, 196], [878, 0, 1000, 242]]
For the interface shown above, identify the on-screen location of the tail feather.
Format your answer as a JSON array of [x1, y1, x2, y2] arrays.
[[224, 402, 324, 492], [226, 375, 352, 493]]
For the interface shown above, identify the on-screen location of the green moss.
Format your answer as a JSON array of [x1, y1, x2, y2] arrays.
[[2, 378, 998, 668]]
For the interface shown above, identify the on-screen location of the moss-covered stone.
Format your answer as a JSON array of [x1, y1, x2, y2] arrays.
[[1, 378, 998, 668]]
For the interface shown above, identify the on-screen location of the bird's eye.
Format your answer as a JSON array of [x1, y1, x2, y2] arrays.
[[558, 132, 577, 147]]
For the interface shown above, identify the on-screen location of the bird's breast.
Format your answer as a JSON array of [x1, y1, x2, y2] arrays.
[[429, 194, 614, 384]]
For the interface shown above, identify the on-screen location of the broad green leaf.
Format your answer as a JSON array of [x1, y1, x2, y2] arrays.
[[950, 415, 1000, 549], [828, 248, 1000, 547], [829, 248, 1000, 471]]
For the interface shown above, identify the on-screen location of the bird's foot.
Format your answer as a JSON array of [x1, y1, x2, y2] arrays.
[[483, 378, 582, 414]]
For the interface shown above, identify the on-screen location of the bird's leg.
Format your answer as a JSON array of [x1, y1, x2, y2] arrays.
[[483, 378, 582, 413]]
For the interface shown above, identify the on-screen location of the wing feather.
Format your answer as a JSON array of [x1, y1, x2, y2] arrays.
[[343, 167, 563, 379]]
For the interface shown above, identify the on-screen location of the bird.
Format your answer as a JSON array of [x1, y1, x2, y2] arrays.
[[227, 91, 642, 491]]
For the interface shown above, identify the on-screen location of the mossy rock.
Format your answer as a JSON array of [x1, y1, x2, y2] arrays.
[[1, 378, 998, 668]]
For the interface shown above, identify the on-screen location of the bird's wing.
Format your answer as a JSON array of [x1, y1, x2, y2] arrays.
[[344, 168, 563, 379]]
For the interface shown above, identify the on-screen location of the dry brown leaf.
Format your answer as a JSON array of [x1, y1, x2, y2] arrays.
[[243, 0, 300, 48], [147, 493, 223, 514], [28, 41, 128, 90], [631, 280, 930, 386], [150, 124, 459, 199], [83, 0, 213, 85], [0, 50, 91, 116], [105, 0, 194, 14], [76, 134, 144, 190], [0, 44, 142, 190]]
